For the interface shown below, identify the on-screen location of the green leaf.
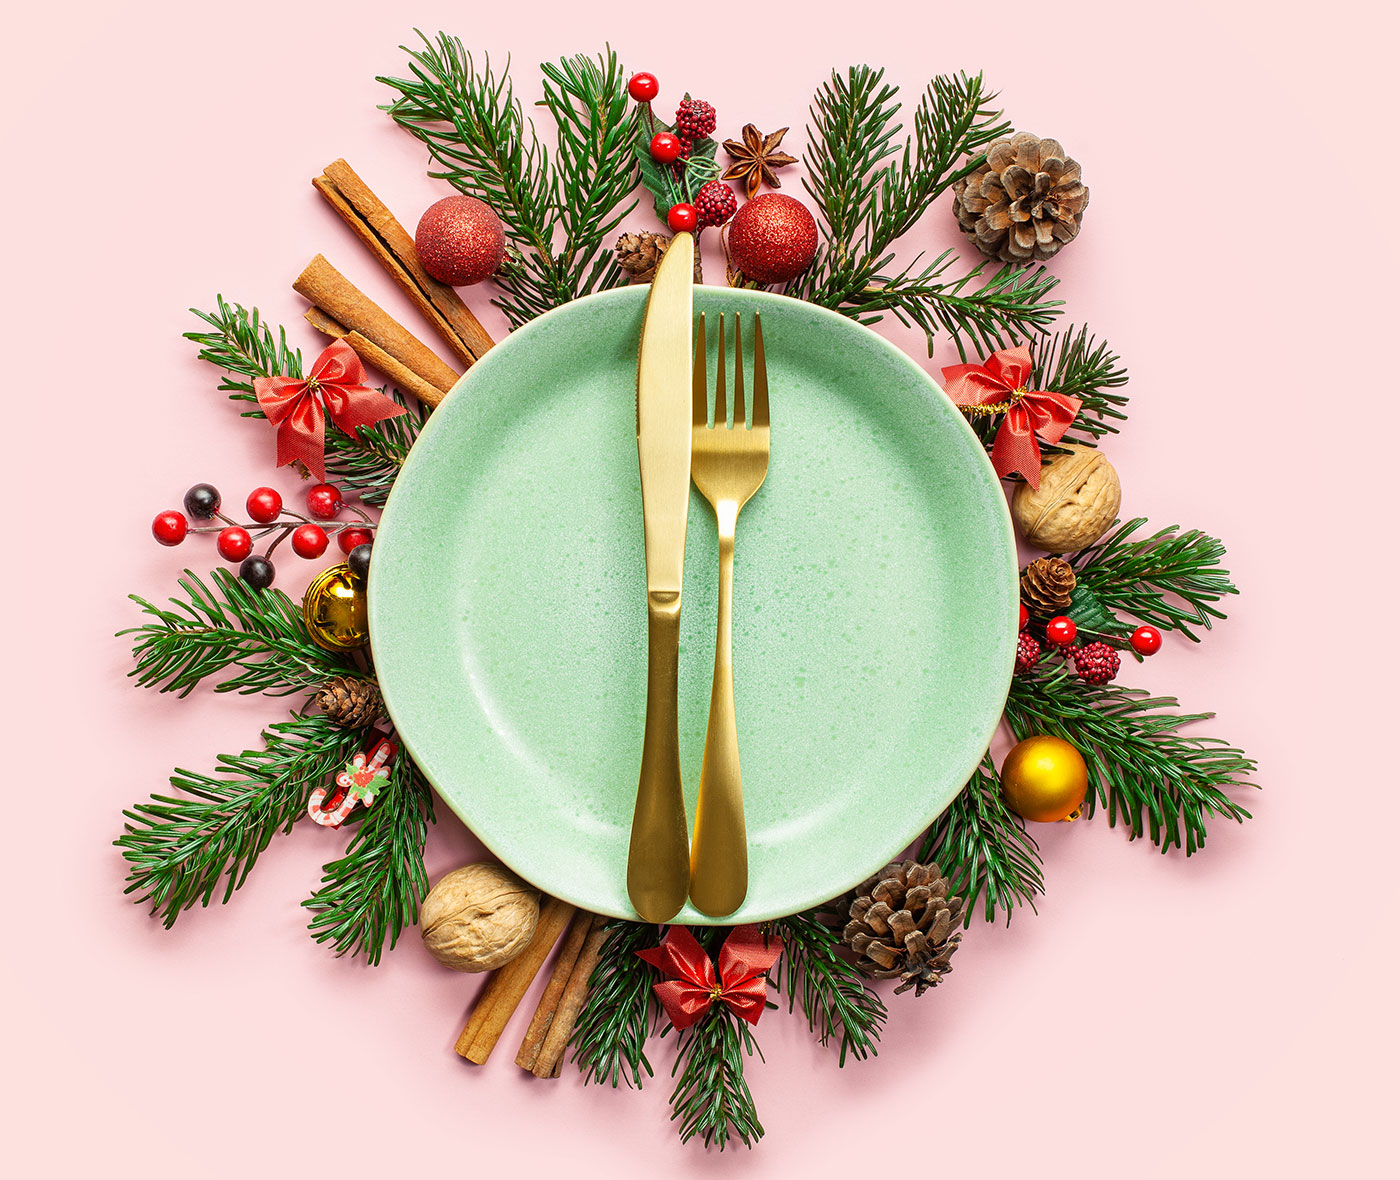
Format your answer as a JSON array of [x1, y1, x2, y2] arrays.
[[1065, 582, 1133, 643]]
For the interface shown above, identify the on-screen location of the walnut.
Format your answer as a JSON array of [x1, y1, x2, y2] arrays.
[[420, 863, 540, 972], [1012, 444, 1122, 553]]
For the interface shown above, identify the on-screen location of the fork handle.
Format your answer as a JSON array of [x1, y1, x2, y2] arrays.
[[689, 501, 748, 917], [627, 592, 691, 923]]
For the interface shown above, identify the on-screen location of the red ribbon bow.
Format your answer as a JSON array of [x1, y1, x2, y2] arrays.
[[252, 340, 406, 482], [940, 345, 1081, 490], [637, 924, 784, 1030]]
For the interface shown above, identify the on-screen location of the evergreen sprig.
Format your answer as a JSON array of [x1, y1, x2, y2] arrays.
[[1005, 669, 1254, 855], [570, 920, 659, 1089], [921, 752, 1044, 925], [666, 1008, 764, 1149], [380, 35, 640, 327], [1032, 324, 1129, 446], [123, 568, 354, 698], [303, 751, 435, 963], [117, 714, 365, 927], [769, 912, 886, 1065]]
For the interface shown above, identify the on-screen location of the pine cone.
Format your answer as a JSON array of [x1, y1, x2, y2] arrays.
[[316, 675, 384, 727], [838, 860, 963, 996], [614, 231, 702, 284], [951, 132, 1089, 264], [1021, 556, 1077, 619]]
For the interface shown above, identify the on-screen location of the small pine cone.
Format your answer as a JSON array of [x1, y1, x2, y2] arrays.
[[615, 231, 702, 284], [1021, 556, 1077, 619], [675, 98, 716, 140], [950, 131, 1089, 264], [837, 860, 963, 997], [695, 179, 738, 228], [1015, 632, 1041, 675], [316, 675, 384, 727], [1071, 641, 1120, 685]]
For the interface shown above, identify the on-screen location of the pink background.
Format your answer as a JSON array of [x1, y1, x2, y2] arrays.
[[6, 1, 1393, 1175]]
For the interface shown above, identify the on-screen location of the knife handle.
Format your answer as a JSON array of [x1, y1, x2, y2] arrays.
[[627, 591, 690, 923]]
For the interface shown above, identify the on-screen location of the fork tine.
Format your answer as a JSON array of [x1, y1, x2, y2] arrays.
[[751, 313, 768, 429], [693, 312, 708, 427], [732, 315, 745, 428], [715, 314, 727, 428]]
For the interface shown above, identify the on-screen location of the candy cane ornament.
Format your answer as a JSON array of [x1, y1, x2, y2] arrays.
[[308, 738, 398, 828]]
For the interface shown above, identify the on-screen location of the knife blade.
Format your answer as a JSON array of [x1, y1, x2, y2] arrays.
[[626, 231, 694, 923]]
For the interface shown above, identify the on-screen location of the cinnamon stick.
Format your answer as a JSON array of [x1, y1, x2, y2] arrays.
[[531, 915, 609, 1078], [293, 254, 461, 395], [515, 908, 594, 1072], [313, 160, 494, 368], [303, 308, 447, 409], [454, 896, 577, 1065]]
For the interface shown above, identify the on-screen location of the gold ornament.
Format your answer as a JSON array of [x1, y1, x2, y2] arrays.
[[303, 564, 370, 652], [1000, 735, 1088, 823]]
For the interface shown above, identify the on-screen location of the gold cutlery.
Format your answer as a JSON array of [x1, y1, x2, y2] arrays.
[[687, 313, 770, 917], [626, 231, 696, 924]]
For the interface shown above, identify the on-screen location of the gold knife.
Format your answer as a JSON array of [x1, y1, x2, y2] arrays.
[[627, 231, 695, 923]]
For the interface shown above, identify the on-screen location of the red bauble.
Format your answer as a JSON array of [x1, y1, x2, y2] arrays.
[[152, 510, 187, 546], [667, 203, 698, 233], [291, 524, 329, 559], [415, 195, 505, 286], [628, 72, 659, 102], [1018, 603, 1029, 631], [306, 484, 343, 520], [650, 132, 682, 163], [1044, 615, 1077, 647], [727, 193, 818, 284], [1071, 641, 1121, 685], [337, 527, 374, 554], [246, 486, 283, 524], [695, 180, 738, 228], [216, 527, 253, 563], [1130, 625, 1163, 656]]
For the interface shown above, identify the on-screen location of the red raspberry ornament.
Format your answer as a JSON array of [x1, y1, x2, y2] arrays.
[[650, 132, 682, 163], [216, 527, 253, 563], [1071, 641, 1121, 685], [152, 510, 187, 547], [628, 72, 659, 102], [1044, 615, 1077, 647], [695, 180, 738, 228], [1015, 632, 1041, 675], [1130, 625, 1163, 656], [674, 98, 716, 140], [667, 203, 698, 233], [727, 193, 818, 284], [415, 195, 505, 286]]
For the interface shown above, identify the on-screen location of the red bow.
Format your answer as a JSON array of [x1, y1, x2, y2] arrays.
[[637, 925, 784, 1030], [940, 345, 1081, 490], [252, 340, 406, 482]]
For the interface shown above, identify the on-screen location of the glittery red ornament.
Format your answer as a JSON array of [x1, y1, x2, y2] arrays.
[[727, 193, 818, 284], [415, 195, 505, 286]]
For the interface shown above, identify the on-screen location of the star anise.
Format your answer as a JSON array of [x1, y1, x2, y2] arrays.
[[721, 124, 797, 200]]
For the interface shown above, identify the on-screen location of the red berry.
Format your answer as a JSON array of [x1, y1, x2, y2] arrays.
[[667, 203, 698, 233], [694, 179, 738, 228], [306, 484, 343, 520], [650, 132, 682, 163], [1019, 603, 1029, 631], [628, 72, 659, 102], [674, 98, 716, 140], [1015, 632, 1041, 675], [1045, 616, 1078, 647], [246, 487, 283, 524], [216, 527, 253, 562], [291, 524, 329, 559], [152, 510, 188, 546], [1130, 625, 1163, 656], [1071, 641, 1121, 685], [337, 527, 374, 555]]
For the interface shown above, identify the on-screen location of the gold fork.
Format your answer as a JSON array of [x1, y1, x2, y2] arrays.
[[688, 313, 771, 917]]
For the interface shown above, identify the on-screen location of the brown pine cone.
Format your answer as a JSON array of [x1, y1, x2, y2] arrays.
[[837, 860, 963, 996], [316, 675, 384, 728], [951, 132, 1089, 264], [1021, 556, 1077, 619], [614, 231, 702, 284]]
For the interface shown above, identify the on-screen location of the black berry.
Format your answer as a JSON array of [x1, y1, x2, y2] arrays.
[[183, 483, 222, 519], [239, 555, 275, 589], [347, 542, 373, 581]]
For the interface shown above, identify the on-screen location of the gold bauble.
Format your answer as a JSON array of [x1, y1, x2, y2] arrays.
[[1000, 735, 1088, 823], [302, 564, 370, 652]]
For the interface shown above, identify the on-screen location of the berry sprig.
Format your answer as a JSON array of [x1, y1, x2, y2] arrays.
[[151, 482, 375, 589], [1015, 608, 1161, 685], [627, 72, 734, 231]]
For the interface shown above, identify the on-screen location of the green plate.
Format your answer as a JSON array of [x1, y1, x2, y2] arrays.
[[371, 285, 1016, 924]]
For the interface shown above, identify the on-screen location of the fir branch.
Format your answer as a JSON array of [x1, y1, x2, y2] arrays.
[[1005, 668, 1255, 855], [769, 912, 886, 1065], [319, 388, 429, 506], [303, 751, 435, 963], [666, 1008, 764, 1150], [117, 714, 365, 927], [921, 752, 1044, 925], [570, 920, 658, 1088], [1072, 519, 1238, 640], [122, 568, 354, 698], [1031, 324, 1129, 445]]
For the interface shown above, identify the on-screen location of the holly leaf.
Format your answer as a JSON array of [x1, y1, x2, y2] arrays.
[[1066, 583, 1133, 644], [633, 120, 720, 222]]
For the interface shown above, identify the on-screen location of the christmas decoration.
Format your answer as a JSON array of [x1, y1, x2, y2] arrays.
[[183, 482, 221, 519], [721, 124, 796, 200], [628, 72, 659, 102], [999, 735, 1088, 823], [308, 736, 397, 827], [695, 179, 738, 228], [1015, 631, 1041, 674], [238, 555, 275, 590], [650, 131, 683, 163], [951, 131, 1089, 264], [216, 527, 252, 562], [306, 483, 343, 519], [1044, 615, 1077, 647], [1021, 555, 1077, 618], [414, 194, 506, 286], [726, 192, 817, 284], [151, 510, 186, 547], [667, 204, 698, 232], [337, 526, 373, 554], [420, 863, 541, 972], [1019, 602, 1029, 630], [1130, 625, 1162, 656], [303, 563, 370, 652], [291, 524, 328, 558], [941, 344, 1081, 488], [675, 97, 717, 141], [316, 675, 383, 727], [1011, 444, 1122, 551], [346, 542, 373, 581], [1070, 641, 1121, 685], [639, 925, 784, 1029], [615, 230, 701, 283], [835, 860, 963, 996], [246, 486, 282, 523]]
